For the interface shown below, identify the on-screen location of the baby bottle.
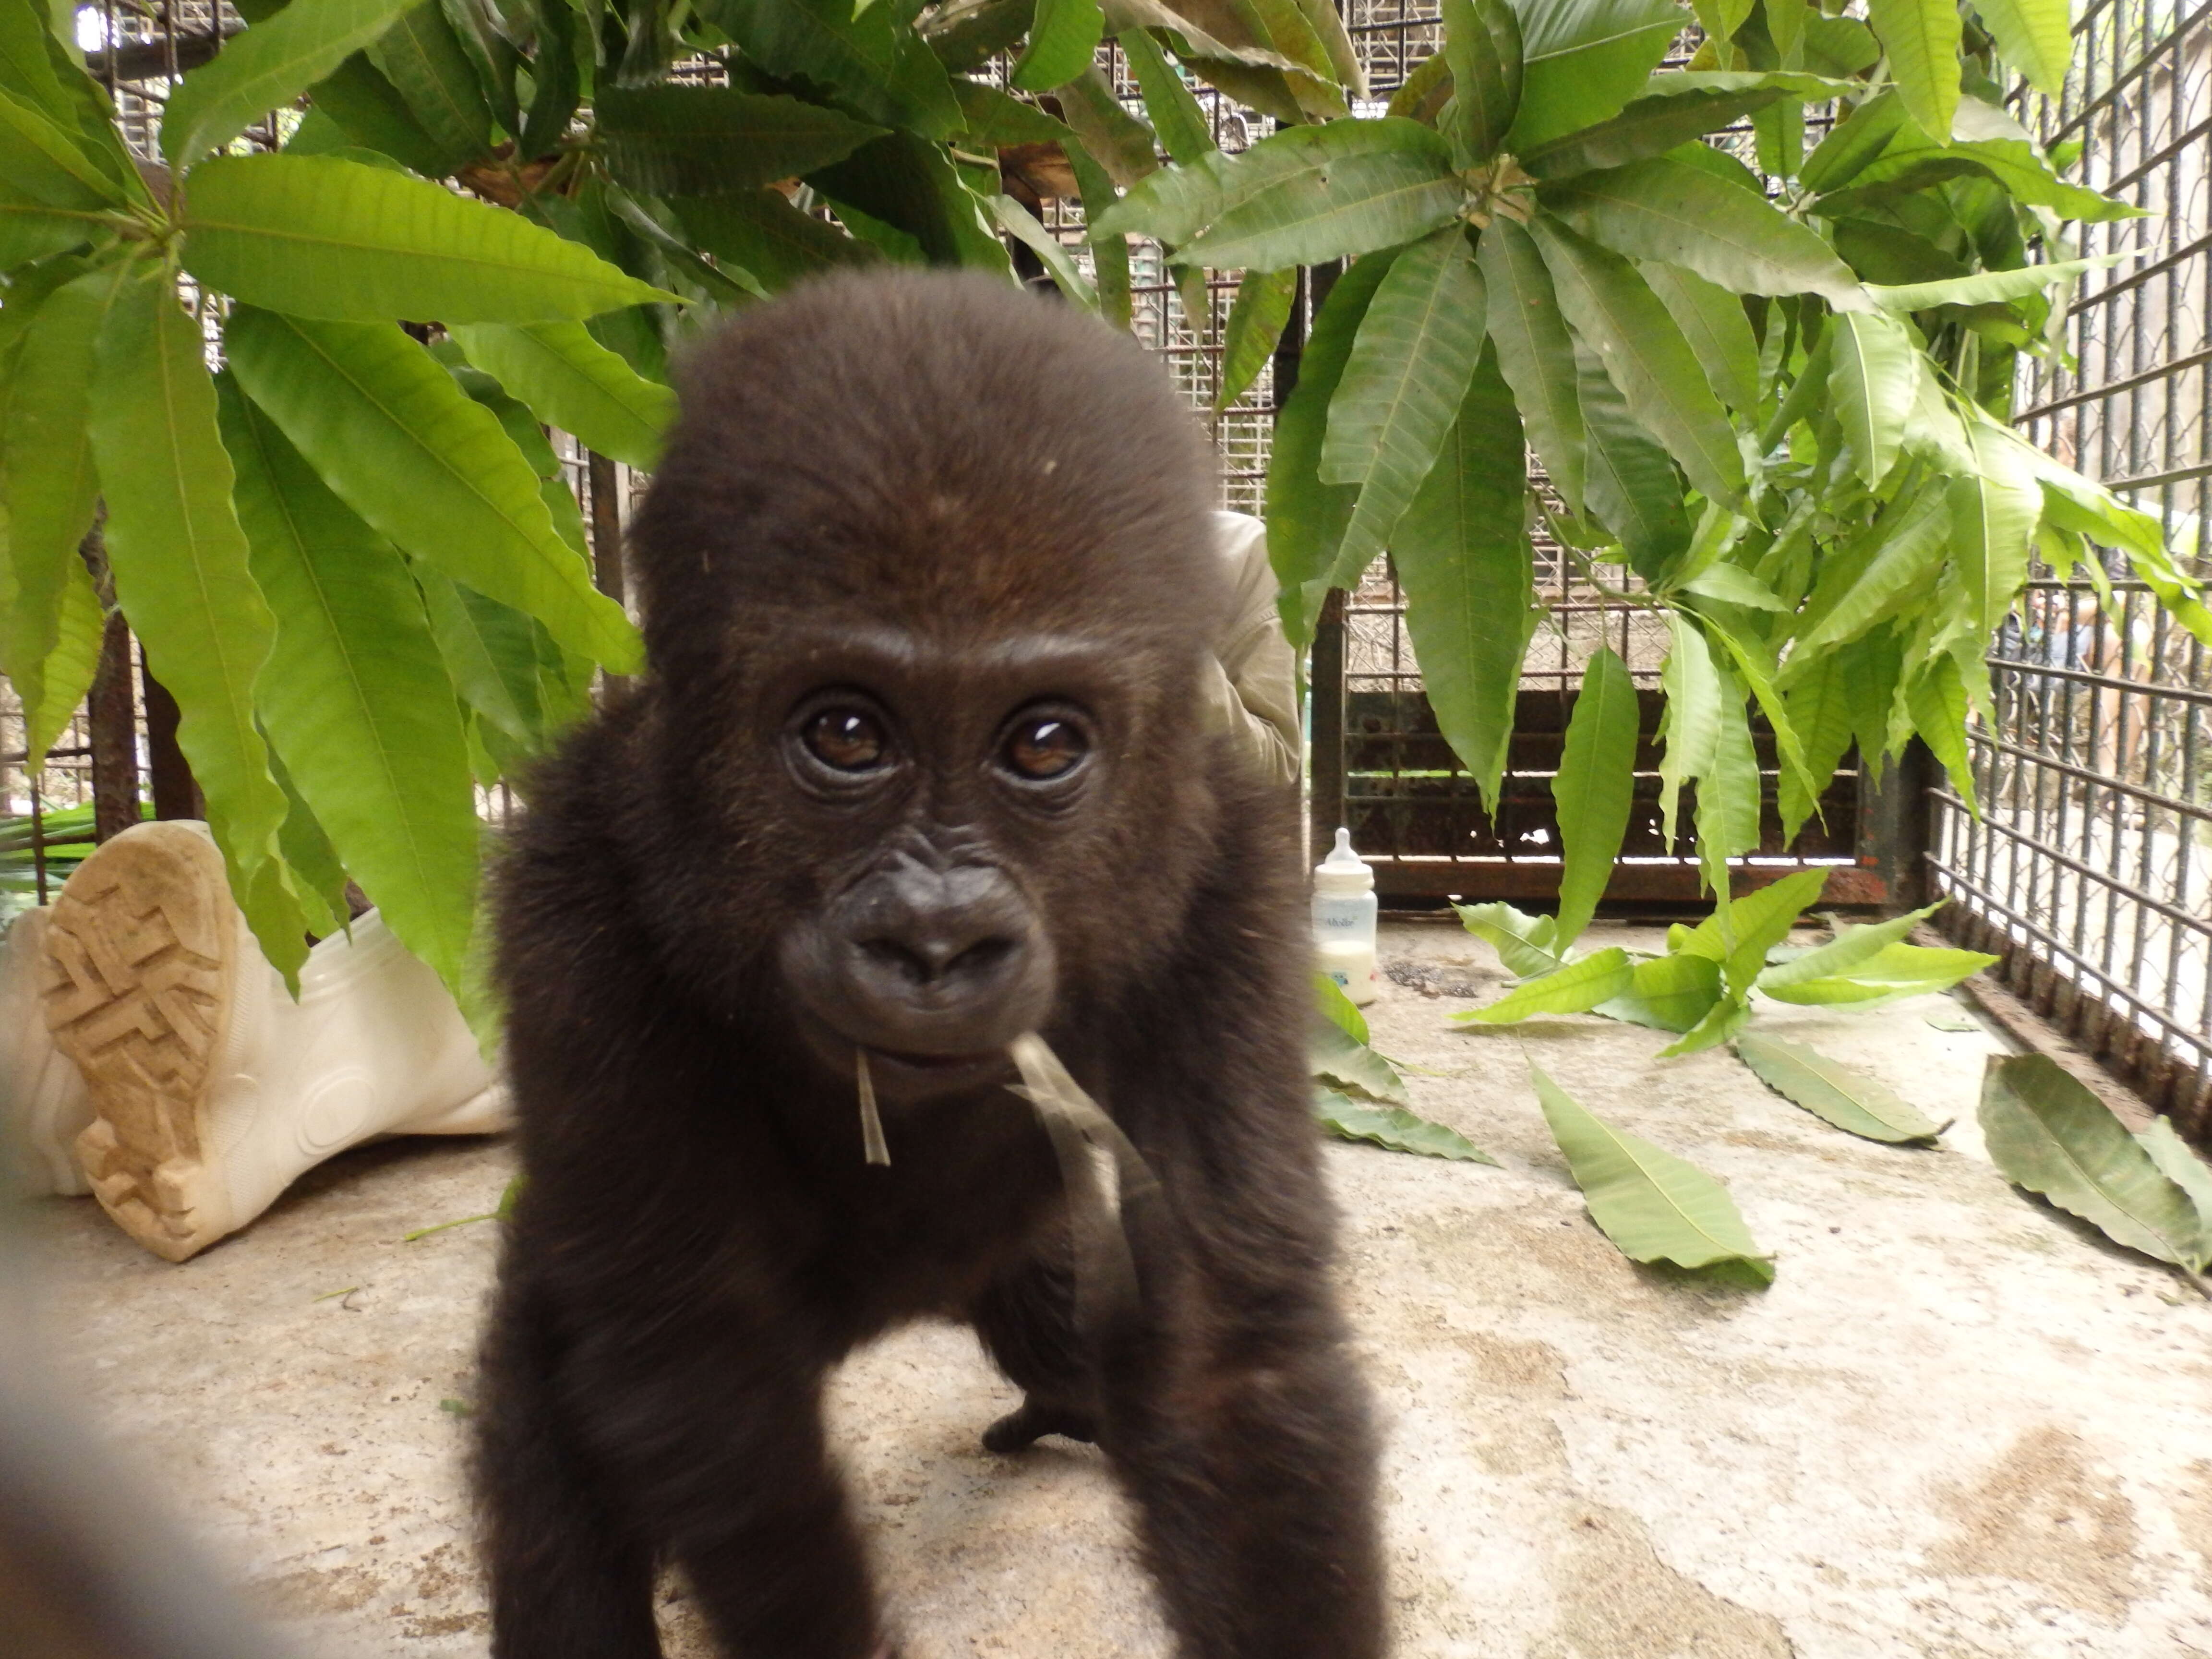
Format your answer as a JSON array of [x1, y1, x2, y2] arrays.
[[1312, 828, 1379, 1007]]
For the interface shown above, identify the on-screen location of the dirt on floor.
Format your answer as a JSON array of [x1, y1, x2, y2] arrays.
[[17, 918, 2212, 1659]]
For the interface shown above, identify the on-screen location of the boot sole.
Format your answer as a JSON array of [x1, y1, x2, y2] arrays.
[[40, 825, 238, 1262]]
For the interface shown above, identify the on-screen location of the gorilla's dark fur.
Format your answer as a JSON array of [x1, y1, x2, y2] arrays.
[[478, 270, 1384, 1659]]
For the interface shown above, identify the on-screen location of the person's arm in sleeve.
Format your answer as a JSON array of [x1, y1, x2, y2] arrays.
[[1198, 512, 1303, 789]]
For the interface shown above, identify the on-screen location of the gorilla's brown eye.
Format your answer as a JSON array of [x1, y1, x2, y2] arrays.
[[804, 708, 888, 771], [1002, 716, 1086, 781]]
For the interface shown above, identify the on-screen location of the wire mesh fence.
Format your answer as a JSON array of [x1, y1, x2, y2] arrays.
[[1928, 0, 2212, 1127]]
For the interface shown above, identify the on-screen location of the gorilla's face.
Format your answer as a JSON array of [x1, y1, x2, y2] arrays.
[[758, 619, 1147, 1104]]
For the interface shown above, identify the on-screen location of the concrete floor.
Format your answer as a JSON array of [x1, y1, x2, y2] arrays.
[[19, 918, 2212, 1659]]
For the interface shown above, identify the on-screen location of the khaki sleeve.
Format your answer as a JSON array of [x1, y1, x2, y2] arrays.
[[1196, 513, 1304, 787]]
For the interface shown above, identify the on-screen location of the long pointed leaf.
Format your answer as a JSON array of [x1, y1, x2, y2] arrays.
[[225, 307, 638, 671], [1310, 1018, 1409, 1105], [1532, 1063, 1772, 1278], [218, 378, 481, 989], [1172, 120, 1462, 270], [1865, 0, 1960, 142], [182, 154, 678, 323], [1263, 249, 1397, 642], [1541, 156, 1866, 310], [1477, 216, 1586, 511], [1321, 225, 1487, 583], [1530, 212, 1745, 511], [1315, 1085, 1496, 1162], [1118, 26, 1213, 164], [447, 320, 673, 471], [1574, 334, 1690, 579], [1215, 266, 1295, 410], [1393, 342, 1533, 812], [1455, 899, 1564, 977], [1656, 611, 1720, 850], [1520, 72, 1847, 180], [85, 267, 298, 974], [595, 84, 885, 196], [1642, 260, 1759, 414], [15, 553, 103, 767], [1440, 0, 1521, 167], [1951, 416, 2042, 634], [1980, 1054, 2205, 1269], [1737, 1032, 1947, 1143], [1551, 645, 1638, 944], [368, 0, 492, 161], [0, 258, 102, 686], [1458, 946, 1635, 1022], [1826, 309, 1916, 487], [162, 0, 417, 165], [1012, 0, 1105, 90], [1505, 0, 1684, 150], [1596, 950, 1724, 1032]]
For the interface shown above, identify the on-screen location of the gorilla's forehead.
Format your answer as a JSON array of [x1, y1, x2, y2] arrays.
[[736, 614, 1183, 710]]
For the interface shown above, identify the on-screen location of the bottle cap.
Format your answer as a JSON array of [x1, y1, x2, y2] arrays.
[[1313, 827, 1373, 894]]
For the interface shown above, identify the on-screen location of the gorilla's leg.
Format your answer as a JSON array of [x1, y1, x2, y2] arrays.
[[1103, 1285, 1386, 1659], [476, 1274, 661, 1659], [972, 1253, 1101, 1453]]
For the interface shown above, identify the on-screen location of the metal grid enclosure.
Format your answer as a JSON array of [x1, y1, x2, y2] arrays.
[[1928, 0, 2212, 1129]]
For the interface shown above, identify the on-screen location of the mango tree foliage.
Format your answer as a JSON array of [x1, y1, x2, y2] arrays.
[[0, 0, 2199, 1017], [1099, 0, 2200, 953]]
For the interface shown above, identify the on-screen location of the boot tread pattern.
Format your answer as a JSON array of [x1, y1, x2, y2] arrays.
[[38, 829, 237, 1262]]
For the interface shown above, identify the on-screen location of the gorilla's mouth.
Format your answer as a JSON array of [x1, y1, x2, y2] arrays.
[[875, 1048, 998, 1071]]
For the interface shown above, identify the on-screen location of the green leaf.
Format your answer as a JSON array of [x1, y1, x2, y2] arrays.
[[1980, 1054, 2206, 1270], [1790, 480, 1949, 653], [446, 320, 674, 471], [1551, 645, 1637, 945], [217, 377, 481, 990], [368, 0, 492, 163], [1658, 992, 1752, 1057], [1314, 969, 1370, 1042], [1055, 62, 1161, 191], [417, 568, 541, 741], [1736, 1031, 1947, 1143], [1755, 901, 1940, 992], [1673, 865, 1827, 982], [1440, 0, 1521, 167], [1118, 27, 1212, 164], [1531, 1063, 1772, 1278], [1393, 342, 1533, 811], [1263, 247, 1397, 636], [1826, 309, 1916, 487], [1864, 0, 1959, 142], [303, 50, 469, 177], [1680, 561, 1783, 610], [1530, 212, 1744, 512], [1695, 663, 1761, 901], [162, 0, 418, 165], [517, 0, 578, 157], [1572, 332, 1689, 579], [1505, 0, 1685, 151], [1311, 1017, 1410, 1105], [225, 307, 638, 672], [708, 0, 962, 139], [1775, 641, 1854, 841], [1173, 119, 1463, 270], [807, 130, 1009, 272], [1320, 224, 1487, 585], [594, 84, 886, 197], [1215, 266, 1294, 410], [1455, 899, 1564, 977], [1476, 215, 1585, 512], [1315, 1086, 1498, 1162], [12, 553, 102, 767], [1865, 251, 2129, 312], [181, 154, 676, 323], [1760, 939, 1995, 1006], [0, 82, 124, 210], [0, 256, 102, 688], [673, 189, 878, 293], [1641, 260, 1759, 413], [1655, 611, 1720, 850], [85, 267, 297, 974], [2137, 1118, 2212, 1255], [1596, 950, 1723, 1032], [1540, 156, 1866, 310], [1011, 0, 1104, 88], [986, 193, 1097, 309], [1974, 0, 2070, 96], [1951, 415, 2042, 634], [951, 78, 1070, 146], [1519, 71, 1848, 179], [1458, 946, 1635, 1022]]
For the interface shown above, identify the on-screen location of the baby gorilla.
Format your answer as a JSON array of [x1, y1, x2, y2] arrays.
[[478, 270, 1385, 1659]]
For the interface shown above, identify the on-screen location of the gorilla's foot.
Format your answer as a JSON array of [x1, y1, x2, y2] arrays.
[[39, 823, 242, 1261], [981, 1395, 1099, 1453]]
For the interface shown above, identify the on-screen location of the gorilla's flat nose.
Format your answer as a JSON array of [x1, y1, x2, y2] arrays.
[[842, 861, 1041, 1033]]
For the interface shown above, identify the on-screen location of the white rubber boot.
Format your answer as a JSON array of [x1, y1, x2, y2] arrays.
[[36, 821, 510, 1262], [0, 906, 94, 1198]]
